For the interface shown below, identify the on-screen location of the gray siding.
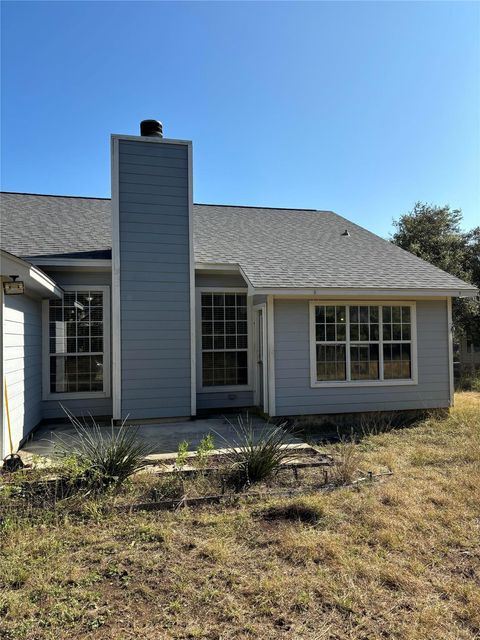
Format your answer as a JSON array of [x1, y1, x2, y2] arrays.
[[197, 391, 254, 411], [195, 273, 247, 288], [2, 293, 42, 453], [41, 269, 113, 420], [118, 139, 192, 419], [274, 299, 450, 416]]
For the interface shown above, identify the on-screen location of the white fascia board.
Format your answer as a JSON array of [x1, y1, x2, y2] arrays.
[[1, 250, 62, 298], [251, 287, 479, 298], [195, 262, 241, 272], [26, 258, 112, 269], [28, 266, 63, 298]]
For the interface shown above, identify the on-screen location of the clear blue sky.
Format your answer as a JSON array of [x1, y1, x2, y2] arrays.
[[1, 1, 479, 237]]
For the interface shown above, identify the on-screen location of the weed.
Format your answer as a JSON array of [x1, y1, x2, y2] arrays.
[[175, 440, 189, 470], [330, 437, 363, 485], [258, 497, 325, 525], [195, 433, 215, 469]]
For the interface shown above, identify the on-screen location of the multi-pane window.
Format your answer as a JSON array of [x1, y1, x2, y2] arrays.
[[312, 303, 414, 384], [201, 292, 248, 387], [382, 305, 412, 379], [314, 305, 347, 381], [48, 289, 107, 394], [349, 306, 380, 381]]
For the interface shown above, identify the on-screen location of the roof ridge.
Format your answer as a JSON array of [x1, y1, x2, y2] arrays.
[[194, 202, 321, 211], [0, 191, 111, 201], [1, 192, 328, 212]]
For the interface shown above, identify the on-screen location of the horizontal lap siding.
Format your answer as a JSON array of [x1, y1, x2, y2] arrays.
[[3, 294, 42, 454], [274, 299, 449, 416], [197, 391, 254, 411], [119, 140, 191, 419], [41, 269, 113, 420]]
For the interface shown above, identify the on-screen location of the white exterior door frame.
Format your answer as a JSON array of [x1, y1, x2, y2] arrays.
[[253, 303, 268, 414]]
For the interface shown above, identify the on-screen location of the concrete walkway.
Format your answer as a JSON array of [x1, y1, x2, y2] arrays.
[[20, 415, 303, 460]]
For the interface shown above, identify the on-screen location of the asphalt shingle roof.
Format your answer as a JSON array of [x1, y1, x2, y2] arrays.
[[0, 192, 475, 291]]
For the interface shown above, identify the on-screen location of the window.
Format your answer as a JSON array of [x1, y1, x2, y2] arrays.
[[45, 287, 110, 397], [200, 291, 249, 387], [311, 302, 415, 386]]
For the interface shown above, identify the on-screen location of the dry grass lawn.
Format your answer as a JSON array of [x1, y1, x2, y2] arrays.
[[1, 393, 479, 639]]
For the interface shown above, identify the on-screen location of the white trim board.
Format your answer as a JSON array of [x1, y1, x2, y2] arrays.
[[308, 300, 418, 388], [266, 295, 276, 416], [187, 142, 196, 416], [1, 250, 63, 299], [253, 287, 478, 298], [447, 297, 454, 407], [26, 258, 112, 269], [42, 285, 111, 401], [253, 302, 268, 414], [111, 137, 122, 420]]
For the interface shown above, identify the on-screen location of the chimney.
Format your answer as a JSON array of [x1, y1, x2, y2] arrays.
[[140, 119, 163, 138], [111, 120, 194, 421]]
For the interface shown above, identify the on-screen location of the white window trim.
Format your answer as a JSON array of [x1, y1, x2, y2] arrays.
[[309, 300, 418, 388], [42, 285, 111, 400], [196, 287, 253, 393]]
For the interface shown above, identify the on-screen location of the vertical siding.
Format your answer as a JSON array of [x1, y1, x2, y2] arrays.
[[2, 294, 42, 454], [274, 299, 450, 416], [118, 139, 192, 419], [41, 269, 113, 420]]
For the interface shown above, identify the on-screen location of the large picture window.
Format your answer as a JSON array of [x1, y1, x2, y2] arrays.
[[200, 291, 249, 388], [310, 302, 415, 386], [45, 287, 110, 397]]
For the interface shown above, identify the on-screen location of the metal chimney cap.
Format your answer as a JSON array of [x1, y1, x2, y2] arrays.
[[140, 120, 163, 138]]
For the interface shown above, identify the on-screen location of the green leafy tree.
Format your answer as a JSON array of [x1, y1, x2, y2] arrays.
[[391, 202, 480, 342]]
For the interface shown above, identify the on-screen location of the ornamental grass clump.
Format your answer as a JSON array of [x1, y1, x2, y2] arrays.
[[220, 415, 297, 489], [56, 407, 155, 492]]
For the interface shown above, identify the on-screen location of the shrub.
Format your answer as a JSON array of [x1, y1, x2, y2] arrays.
[[455, 373, 480, 392], [220, 415, 297, 489], [56, 407, 155, 491]]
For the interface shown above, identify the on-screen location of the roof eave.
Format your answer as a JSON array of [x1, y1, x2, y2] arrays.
[[251, 286, 479, 298]]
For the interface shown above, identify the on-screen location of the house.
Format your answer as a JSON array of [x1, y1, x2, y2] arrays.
[[1, 120, 477, 458]]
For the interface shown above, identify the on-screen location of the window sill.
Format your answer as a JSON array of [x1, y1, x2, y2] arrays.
[[310, 379, 417, 389], [197, 385, 252, 394], [43, 391, 110, 401]]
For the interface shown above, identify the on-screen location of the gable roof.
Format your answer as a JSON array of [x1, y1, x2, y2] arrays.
[[0, 191, 476, 293]]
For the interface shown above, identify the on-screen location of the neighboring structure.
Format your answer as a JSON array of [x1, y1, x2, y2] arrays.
[[1, 120, 477, 457]]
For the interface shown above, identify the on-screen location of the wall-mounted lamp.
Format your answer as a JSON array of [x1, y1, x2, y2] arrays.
[[3, 275, 25, 295]]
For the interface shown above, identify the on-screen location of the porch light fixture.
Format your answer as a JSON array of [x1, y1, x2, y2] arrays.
[[3, 276, 24, 295]]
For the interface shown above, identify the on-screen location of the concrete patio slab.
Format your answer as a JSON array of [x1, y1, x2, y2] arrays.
[[20, 416, 303, 460]]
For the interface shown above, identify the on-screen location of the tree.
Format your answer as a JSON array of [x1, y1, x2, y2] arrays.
[[391, 202, 480, 343]]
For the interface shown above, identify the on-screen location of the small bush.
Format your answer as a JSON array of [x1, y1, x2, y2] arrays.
[[56, 407, 155, 492], [219, 415, 297, 489]]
